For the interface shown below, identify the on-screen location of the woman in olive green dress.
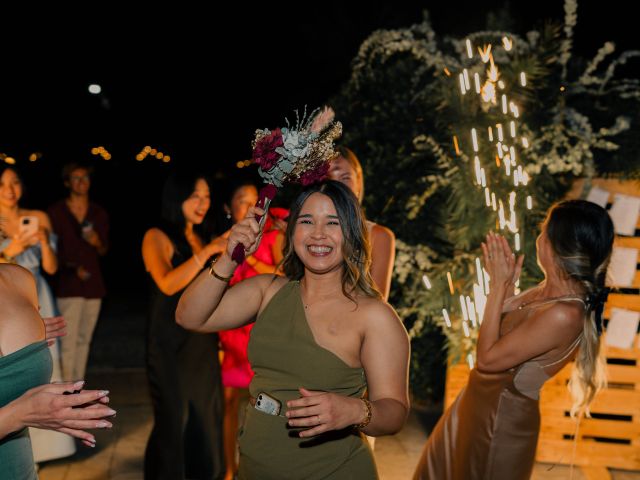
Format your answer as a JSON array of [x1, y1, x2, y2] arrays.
[[177, 180, 410, 479]]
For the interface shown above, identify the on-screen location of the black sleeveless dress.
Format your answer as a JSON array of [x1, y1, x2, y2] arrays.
[[144, 234, 224, 480]]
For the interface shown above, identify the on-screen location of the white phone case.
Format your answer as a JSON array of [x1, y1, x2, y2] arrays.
[[255, 392, 281, 416], [19, 216, 39, 237]]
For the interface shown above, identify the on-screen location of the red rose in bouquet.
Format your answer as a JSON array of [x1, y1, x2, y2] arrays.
[[298, 161, 329, 186], [252, 128, 284, 171]]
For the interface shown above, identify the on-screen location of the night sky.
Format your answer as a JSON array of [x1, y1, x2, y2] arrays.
[[0, 1, 636, 294]]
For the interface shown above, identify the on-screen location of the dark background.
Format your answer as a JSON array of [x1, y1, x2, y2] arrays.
[[0, 1, 636, 367]]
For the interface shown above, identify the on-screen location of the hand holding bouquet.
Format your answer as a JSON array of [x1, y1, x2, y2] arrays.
[[231, 107, 342, 263]]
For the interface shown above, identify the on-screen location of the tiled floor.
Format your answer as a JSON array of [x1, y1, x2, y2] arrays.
[[38, 369, 640, 480]]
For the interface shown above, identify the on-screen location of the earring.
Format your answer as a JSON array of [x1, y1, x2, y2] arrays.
[[226, 213, 231, 220]]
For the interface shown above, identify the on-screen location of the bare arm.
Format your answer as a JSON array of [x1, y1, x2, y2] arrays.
[[36, 212, 57, 275], [359, 302, 410, 435], [475, 233, 582, 372], [370, 224, 395, 301], [176, 206, 283, 332], [142, 229, 205, 296]]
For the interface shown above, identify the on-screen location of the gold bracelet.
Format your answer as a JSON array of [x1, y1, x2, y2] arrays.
[[354, 398, 372, 430], [208, 257, 233, 282]]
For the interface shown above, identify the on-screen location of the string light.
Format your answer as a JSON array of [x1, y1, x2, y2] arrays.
[[135, 146, 169, 162], [90, 146, 111, 161]]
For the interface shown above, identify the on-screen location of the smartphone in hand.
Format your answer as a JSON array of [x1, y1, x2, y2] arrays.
[[19, 216, 39, 238]]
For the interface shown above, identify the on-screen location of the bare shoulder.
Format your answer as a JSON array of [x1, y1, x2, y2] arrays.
[[532, 300, 585, 332], [370, 223, 396, 243], [142, 228, 173, 253], [25, 209, 53, 229], [357, 296, 406, 331], [143, 227, 170, 244]]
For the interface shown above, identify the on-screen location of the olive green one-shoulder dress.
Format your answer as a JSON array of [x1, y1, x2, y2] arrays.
[[238, 281, 378, 480]]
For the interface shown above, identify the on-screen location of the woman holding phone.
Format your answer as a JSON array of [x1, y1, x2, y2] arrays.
[[0, 164, 76, 463]]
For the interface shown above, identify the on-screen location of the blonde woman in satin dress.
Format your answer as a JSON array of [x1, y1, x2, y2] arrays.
[[414, 200, 614, 480]]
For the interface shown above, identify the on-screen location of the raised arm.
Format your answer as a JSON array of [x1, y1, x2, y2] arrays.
[[142, 228, 216, 296], [370, 224, 395, 301], [476, 233, 582, 372], [176, 206, 285, 333]]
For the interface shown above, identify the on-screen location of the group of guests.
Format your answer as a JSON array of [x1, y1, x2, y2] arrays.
[[1, 143, 615, 480], [141, 147, 398, 479], [139, 144, 615, 480]]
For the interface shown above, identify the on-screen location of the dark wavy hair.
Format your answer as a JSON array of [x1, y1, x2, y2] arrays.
[[282, 180, 380, 301], [545, 199, 614, 416], [159, 169, 215, 257], [214, 171, 259, 234]]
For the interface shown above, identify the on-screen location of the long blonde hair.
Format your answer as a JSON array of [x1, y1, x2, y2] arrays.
[[545, 200, 614, 417]]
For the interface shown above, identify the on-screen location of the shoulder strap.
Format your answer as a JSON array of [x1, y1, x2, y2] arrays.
[[523, 296, 586, 310], [540, 334, 582, 368]]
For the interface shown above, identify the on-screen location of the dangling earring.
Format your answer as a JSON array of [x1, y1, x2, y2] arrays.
[[226, 212, 231, 220]]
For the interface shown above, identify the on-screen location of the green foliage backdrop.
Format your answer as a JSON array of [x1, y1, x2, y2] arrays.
[[330, 1, 640, 403]]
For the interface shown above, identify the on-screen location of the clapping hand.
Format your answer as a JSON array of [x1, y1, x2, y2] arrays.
[[481, 232, 524, 291]]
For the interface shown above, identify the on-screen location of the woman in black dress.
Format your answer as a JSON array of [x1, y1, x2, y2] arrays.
[[141, 169, 228, 479]]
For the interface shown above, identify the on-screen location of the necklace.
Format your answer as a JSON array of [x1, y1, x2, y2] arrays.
[[299, 281, 341, 310], [518, 294, 583, 310]]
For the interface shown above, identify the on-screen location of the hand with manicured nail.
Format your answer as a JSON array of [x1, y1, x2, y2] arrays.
[[0, 380, 116, 448]]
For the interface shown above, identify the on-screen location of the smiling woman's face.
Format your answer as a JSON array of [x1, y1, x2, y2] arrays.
[[0, 168, 23, 209], [292, 192, 344, 274], [328, 155, 361, 201], [181, 178, 211, 225]]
